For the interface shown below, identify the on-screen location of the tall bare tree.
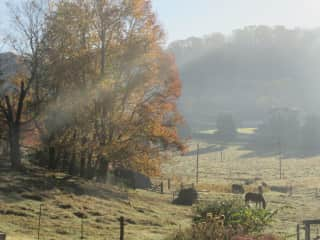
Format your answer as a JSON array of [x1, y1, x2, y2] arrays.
[[0, 0, 47, 169]]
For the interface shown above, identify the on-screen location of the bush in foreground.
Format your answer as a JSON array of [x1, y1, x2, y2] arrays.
[[194, 199, 278, 234], [167, 199, 282, 240]]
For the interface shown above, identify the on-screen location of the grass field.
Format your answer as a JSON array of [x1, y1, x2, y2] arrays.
[[162, 140, 320, 239], [2, 137, 320, 239], [0, 168, 191, 240], [199, 128, 257, 135]]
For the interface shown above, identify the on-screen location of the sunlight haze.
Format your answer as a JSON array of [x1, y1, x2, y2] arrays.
[[153, 0, 320, 42]]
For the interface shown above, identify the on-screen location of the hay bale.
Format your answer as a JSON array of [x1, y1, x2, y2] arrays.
[[173, 188, 198, 206], [232, 184, 244, 194]]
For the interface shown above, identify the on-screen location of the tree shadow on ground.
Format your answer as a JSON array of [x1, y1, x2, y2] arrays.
[[191, 132, 320, 159], [0, 164, 128, 203], [184, 144, 227, 157], [239, 141, 320, 159]]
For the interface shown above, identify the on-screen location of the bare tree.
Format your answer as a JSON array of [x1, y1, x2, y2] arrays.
[[0, 0, 47, 169]]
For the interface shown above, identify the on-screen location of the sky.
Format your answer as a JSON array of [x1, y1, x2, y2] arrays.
[[1, 0, 320, 46], [152, 0, 320, 43]]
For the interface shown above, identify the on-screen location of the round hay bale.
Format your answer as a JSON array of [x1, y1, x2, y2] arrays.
[[172, 188, 198, 206], [232, 184, 245, 194]]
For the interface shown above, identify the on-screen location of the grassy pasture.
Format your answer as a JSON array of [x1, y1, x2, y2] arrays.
[[199, 128, 257, 135], [2, 138, 320, 239], [162, 141, 320, 239], [0, 168, 191, 240]]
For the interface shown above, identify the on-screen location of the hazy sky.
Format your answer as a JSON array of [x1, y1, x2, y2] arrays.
[[153, 0, 320, 43], [1, 0, 320, 46]]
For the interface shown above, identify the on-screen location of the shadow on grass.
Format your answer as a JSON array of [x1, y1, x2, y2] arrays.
[[0, 164, 128, 203], [190, 132, 320, 159], [184, 144, 227, 157], [239, 140, 320, 159]]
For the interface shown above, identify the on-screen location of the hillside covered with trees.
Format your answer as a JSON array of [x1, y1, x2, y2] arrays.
[[169, 26, 320, 129]]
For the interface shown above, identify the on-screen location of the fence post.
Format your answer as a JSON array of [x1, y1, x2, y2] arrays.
[[80, 217, 84, 239], [160, 182, 164, 194], [0, 232, 6, 240], [119, 216, 124, 240], [305, 223, 310, 240], [37, 204, 43, 240], [296, 224, 300, 240], [168, 179, 171, 190]]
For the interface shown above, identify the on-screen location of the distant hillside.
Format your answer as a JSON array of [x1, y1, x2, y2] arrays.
[[169, 26, 320, 130]]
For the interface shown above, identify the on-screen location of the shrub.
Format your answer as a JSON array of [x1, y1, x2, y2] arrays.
[[167, 199, 284, 240], [166, 213, 228, 240], [166, 211, 282, 240], [193, 199, 278, 234]]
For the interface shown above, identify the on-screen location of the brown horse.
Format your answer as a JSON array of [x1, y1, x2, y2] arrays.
[[245, 192, 266, 209]]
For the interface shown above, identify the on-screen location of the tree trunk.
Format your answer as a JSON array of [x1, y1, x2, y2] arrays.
[[100, 30, 106, 76], [85, 151, 94, 179], [68, 150, 76, 175], [48, 146, 56, 170], [96, 155, 108, 183], [9, 125, 21, 169], [62, 150, 69, 171], [54, 150, 61, 170], [80, 150, 86, 178]]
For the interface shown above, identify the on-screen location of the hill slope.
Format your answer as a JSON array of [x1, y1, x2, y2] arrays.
[[0, 166, 191, 240]]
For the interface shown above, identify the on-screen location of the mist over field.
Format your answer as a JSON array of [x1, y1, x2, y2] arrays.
[[169, 26, 320, 129]]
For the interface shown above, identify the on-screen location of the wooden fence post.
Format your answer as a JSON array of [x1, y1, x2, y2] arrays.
[[0, 232, 6, 240], [80, 217, 84, 239], [119, 216, 124, 240], [296, 224, 300, 240], [160, 182, 164, 194], [168, 179, 171, 190], [37, 204, 43, 240], [305, 224, 310, 240], [196, 144, 199, 184]]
